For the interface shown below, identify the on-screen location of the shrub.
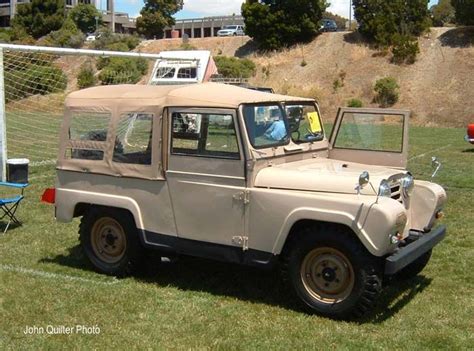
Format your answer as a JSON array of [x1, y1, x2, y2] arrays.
[[41, 18, 85, 48], [213, 56, 256, 79], [5, 64, 67, 102], [93, 28, 140, 51], [374, 77, 399, 107], [179, 42, 197, 51], [98, 57, 148, 85], [77, 63, 98, 89], [348, 98, 363, 107], [391, 35, 420, 65]]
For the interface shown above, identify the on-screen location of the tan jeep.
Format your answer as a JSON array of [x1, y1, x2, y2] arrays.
[[45, 83, 447, 318]]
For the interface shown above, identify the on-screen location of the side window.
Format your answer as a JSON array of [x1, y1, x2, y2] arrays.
[[171, 112, 240, 159], [334, 112, 404, 152], [113, 113, 153, 165], [68, 111, 111, 160]]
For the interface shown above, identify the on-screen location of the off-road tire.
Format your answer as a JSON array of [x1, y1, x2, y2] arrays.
[[79, 207, 144, 277], [396, 249, 432, 280], [282, 224, 382, 319]]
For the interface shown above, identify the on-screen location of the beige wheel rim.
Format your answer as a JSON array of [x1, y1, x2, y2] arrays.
[[91, 217, 126, 264], [300, 247, 355, 304]]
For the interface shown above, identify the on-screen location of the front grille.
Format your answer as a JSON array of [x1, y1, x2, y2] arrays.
[[390, 182, 403, 203]]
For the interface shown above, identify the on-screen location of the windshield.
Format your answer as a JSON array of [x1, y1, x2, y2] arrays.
[[285, 103, 324, 144], [242, 104, 289, 148], [223, 25, 238, 30], [243, 103, 324, 149]]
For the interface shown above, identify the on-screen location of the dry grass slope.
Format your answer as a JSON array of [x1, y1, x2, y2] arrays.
[[136, 29, 473, 127]]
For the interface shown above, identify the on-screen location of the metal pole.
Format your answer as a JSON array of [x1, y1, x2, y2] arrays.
[[0, 49, 7, 181], [349, 0, 352, 31]]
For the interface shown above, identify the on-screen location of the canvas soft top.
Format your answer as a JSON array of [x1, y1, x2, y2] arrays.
[[59, 83, 314, 180], [65, 83, 313, 109]]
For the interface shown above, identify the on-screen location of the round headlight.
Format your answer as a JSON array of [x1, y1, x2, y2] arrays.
[[401, 174, 415, 197], [378, 179, 391, 198]]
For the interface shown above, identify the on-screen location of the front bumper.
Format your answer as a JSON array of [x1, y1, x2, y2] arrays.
[[465, 135, 474, 144], [384, 225, 446, 275]]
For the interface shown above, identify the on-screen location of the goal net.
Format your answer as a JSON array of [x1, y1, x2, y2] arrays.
[[0, 44, 166, 180]]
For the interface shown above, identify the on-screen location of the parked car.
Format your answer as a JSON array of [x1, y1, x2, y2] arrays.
[[320, 19, 338, 32], [43, 83, 447, 319], [466, 124, 474, 144], [217, 25, 245, 37]]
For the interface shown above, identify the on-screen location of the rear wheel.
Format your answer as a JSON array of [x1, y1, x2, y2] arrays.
[[80, 207, 144, 276], [283, 225, 382, 318]]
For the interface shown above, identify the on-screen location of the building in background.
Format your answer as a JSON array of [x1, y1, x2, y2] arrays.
[[0, 1, 245, 37], [0, 0, 136, 33], [164, 16, 245, 39]]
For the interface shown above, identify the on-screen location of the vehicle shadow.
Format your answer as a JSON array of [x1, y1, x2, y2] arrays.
[[462, 148, 474, 153], [41, 245, 432, 322], [358, 276, 432, 324], [438, 27, 474, 48]]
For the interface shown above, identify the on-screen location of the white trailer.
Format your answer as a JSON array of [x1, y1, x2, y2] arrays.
[[148, 50, 218, 86]]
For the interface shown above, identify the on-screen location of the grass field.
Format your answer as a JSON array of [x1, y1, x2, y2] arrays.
[[0, 126, 473, 350]]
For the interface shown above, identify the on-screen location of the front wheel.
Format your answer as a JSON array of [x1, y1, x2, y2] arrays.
[[284, 226, 382, 318], [80, 207, 144, 277]]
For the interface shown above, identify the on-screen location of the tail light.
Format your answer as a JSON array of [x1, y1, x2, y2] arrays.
[[41, 188, 56, 204]]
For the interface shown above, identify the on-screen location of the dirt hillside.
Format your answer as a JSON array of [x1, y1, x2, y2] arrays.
[[136, 28, 473, 127]]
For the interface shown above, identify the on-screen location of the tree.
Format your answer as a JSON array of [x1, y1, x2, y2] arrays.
[[136, 0, 183, 39], [12, 0, 65, 39], [69, 3, 103, 34], [431, 0, 455, 27], [353, 0, 431, 46], [452, 0, 474, 25], [242, 0, 329, 51]]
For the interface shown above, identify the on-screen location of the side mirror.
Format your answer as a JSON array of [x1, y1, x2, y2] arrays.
[[431, 157, 441, 178], [359, 171, 370, 188]]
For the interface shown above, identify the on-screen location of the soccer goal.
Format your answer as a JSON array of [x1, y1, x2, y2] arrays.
[[0, 43, 189, 181]]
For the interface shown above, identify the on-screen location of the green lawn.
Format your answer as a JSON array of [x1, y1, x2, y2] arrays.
[[0, 126, 473, 349]]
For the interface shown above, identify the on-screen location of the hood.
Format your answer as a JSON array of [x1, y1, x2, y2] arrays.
[[255, 158, 404, 195]]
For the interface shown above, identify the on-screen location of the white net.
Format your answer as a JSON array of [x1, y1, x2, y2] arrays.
[[0, 46, 159, 173]]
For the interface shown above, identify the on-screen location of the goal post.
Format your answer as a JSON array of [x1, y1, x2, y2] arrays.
[[0, 43, 195, 181]]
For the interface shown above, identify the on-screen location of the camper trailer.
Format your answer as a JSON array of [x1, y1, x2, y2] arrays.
[[148, 50, 217, 86]]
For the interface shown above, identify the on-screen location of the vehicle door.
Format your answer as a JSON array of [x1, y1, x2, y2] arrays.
[[328, 108, 410, 169], [166, 108, 247, 248]]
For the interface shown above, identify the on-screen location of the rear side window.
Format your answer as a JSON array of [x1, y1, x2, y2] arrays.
[[113, 113, 153, 165], [70, 111, 111, 141], [68, 111, 111, 160], [171, 112, 240, 159]]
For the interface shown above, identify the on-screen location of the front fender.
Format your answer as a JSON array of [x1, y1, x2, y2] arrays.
[[271, 196, 407, 257], [55, 188, 144, 229]]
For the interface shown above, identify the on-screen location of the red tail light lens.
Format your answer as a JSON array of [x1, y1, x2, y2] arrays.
[[41, 188, 56, 204]]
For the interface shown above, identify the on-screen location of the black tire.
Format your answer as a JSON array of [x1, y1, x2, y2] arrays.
[[396, 249, 432, 280], [79, 207, 144, 277], [282, 224, 382, 319]]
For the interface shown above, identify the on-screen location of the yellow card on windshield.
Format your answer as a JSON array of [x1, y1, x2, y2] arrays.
[[307, 112, 322, 133]]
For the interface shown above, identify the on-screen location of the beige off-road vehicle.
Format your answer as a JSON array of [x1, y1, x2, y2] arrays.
[[45, 83, 446, 318]]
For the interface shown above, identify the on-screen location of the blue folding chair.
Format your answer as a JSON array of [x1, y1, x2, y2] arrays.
[[0, 182, 28, 233]]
